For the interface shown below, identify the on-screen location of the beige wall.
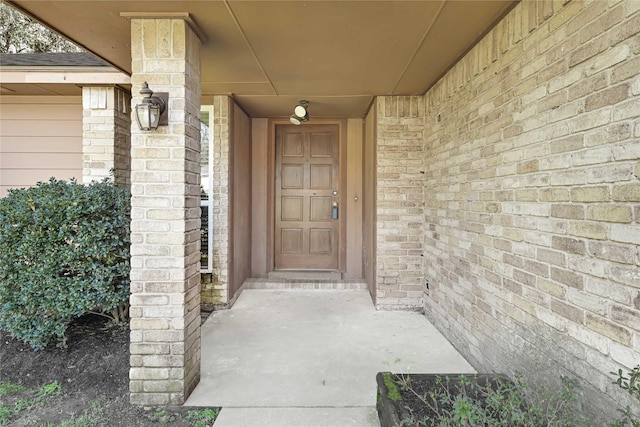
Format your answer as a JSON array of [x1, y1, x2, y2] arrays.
[[251, 118, 271, 276], [0, 96, 82, 196], [230, 102, 252, 297], [345, 119, 364, 279], [421, 0, 640, 423], [250, 120, 292, 278]]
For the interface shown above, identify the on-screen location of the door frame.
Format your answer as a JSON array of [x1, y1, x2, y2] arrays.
[[267, 119, 347, 273]]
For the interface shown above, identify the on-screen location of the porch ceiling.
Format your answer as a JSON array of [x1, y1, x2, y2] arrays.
[[5, 0, 516, 118]]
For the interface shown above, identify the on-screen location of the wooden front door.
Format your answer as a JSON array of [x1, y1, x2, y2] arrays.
[[275, 124, 339, 270]]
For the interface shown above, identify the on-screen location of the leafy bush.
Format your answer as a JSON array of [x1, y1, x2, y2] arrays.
[[611, 365, 640, 427], [0, 178, 130, 350]]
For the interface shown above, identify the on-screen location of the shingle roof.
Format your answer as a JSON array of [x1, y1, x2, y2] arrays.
[[0, 52, 110, 67]]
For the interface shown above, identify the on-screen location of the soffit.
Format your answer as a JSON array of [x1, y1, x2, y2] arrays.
[[5, 0, 517, 118], [0, 82, 82, 96]]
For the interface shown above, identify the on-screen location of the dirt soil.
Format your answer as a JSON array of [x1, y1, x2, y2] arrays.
[[1, 313, 217, 426]]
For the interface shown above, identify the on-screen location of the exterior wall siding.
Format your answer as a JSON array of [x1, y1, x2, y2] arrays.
[[0, 96, 82, 196], [421, 0, 640, 423], [229, 102, 252, 298], [376, 96, 425, 310]]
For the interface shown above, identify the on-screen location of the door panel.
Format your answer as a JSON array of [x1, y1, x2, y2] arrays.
[[282, 196, 303, 221], [282, 165, 303, 188], [275, 124, 339, 270], [310, 165, 332, 189], [309, 197, 331, 221], [281, 228, 302, 253], [309, 229, 331, 254]]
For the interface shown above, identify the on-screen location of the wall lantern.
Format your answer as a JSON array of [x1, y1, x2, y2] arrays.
[[290, 100, 309, 125], [135, 82, 168, 131]]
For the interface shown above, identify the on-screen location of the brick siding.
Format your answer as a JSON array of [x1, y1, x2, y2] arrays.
[[418, 0, 639, 422], [375, 96, 425, 310], [82, 86, 131, 185]]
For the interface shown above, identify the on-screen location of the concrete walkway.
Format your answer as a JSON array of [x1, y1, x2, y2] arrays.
[[185, 289, 475, 426]]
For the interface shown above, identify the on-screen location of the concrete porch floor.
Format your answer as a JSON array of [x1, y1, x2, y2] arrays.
[[185, 289, 475, 426]]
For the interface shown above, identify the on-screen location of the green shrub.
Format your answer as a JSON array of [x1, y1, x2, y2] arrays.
[[0, 178, 130, 350], [611, 365, 640, 427]]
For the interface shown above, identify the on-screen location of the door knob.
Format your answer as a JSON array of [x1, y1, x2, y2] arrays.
[[332, 190, 338, 196]]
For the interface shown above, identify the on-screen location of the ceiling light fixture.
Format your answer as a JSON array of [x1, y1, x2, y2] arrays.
[[290, 100, 309, 125], [135, 82, 168, 131]]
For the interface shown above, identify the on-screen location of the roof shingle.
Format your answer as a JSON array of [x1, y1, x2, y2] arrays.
[[0, 52, 110, 67]]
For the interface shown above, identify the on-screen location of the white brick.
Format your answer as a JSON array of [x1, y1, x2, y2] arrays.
[[611, 224, 640, 245]]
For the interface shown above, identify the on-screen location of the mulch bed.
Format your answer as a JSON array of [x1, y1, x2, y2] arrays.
[[376, 372, 513, 427], [1, 313, 217, 426]]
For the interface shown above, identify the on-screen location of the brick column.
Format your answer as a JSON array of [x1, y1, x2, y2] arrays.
[[375, 96, 425, 310], [128, 18, 202, 405], [82, 86, 131, 186]]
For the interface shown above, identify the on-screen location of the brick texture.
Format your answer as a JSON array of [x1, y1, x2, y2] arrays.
[[375, 96, 425, 310], [82, 86, 131, 185], [417, 0, 640, 423], [129, 18, 202, 406]]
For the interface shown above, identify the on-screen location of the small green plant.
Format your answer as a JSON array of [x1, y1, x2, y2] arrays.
[[383, 372, 402, 402], [38, 381, 61, 398], [152, 409, 176, 424], [0, 406, 11, 426], [0, 178, 130, 350], [611, 365, 640, 427], [0, 381, 63, 425], [0, 381, 25, 397], [36, 400, 104, 427], [391, 373, 592, 426], [0, 381, 28, 425], [186, 408, 220, 427]]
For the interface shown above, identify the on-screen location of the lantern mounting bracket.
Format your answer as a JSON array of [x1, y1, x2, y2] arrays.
[[153, 92, 169, 126]]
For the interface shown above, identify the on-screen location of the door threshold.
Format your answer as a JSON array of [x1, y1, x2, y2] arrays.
[[244, 277, 367, 290], [267, 270, 342, 281]]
